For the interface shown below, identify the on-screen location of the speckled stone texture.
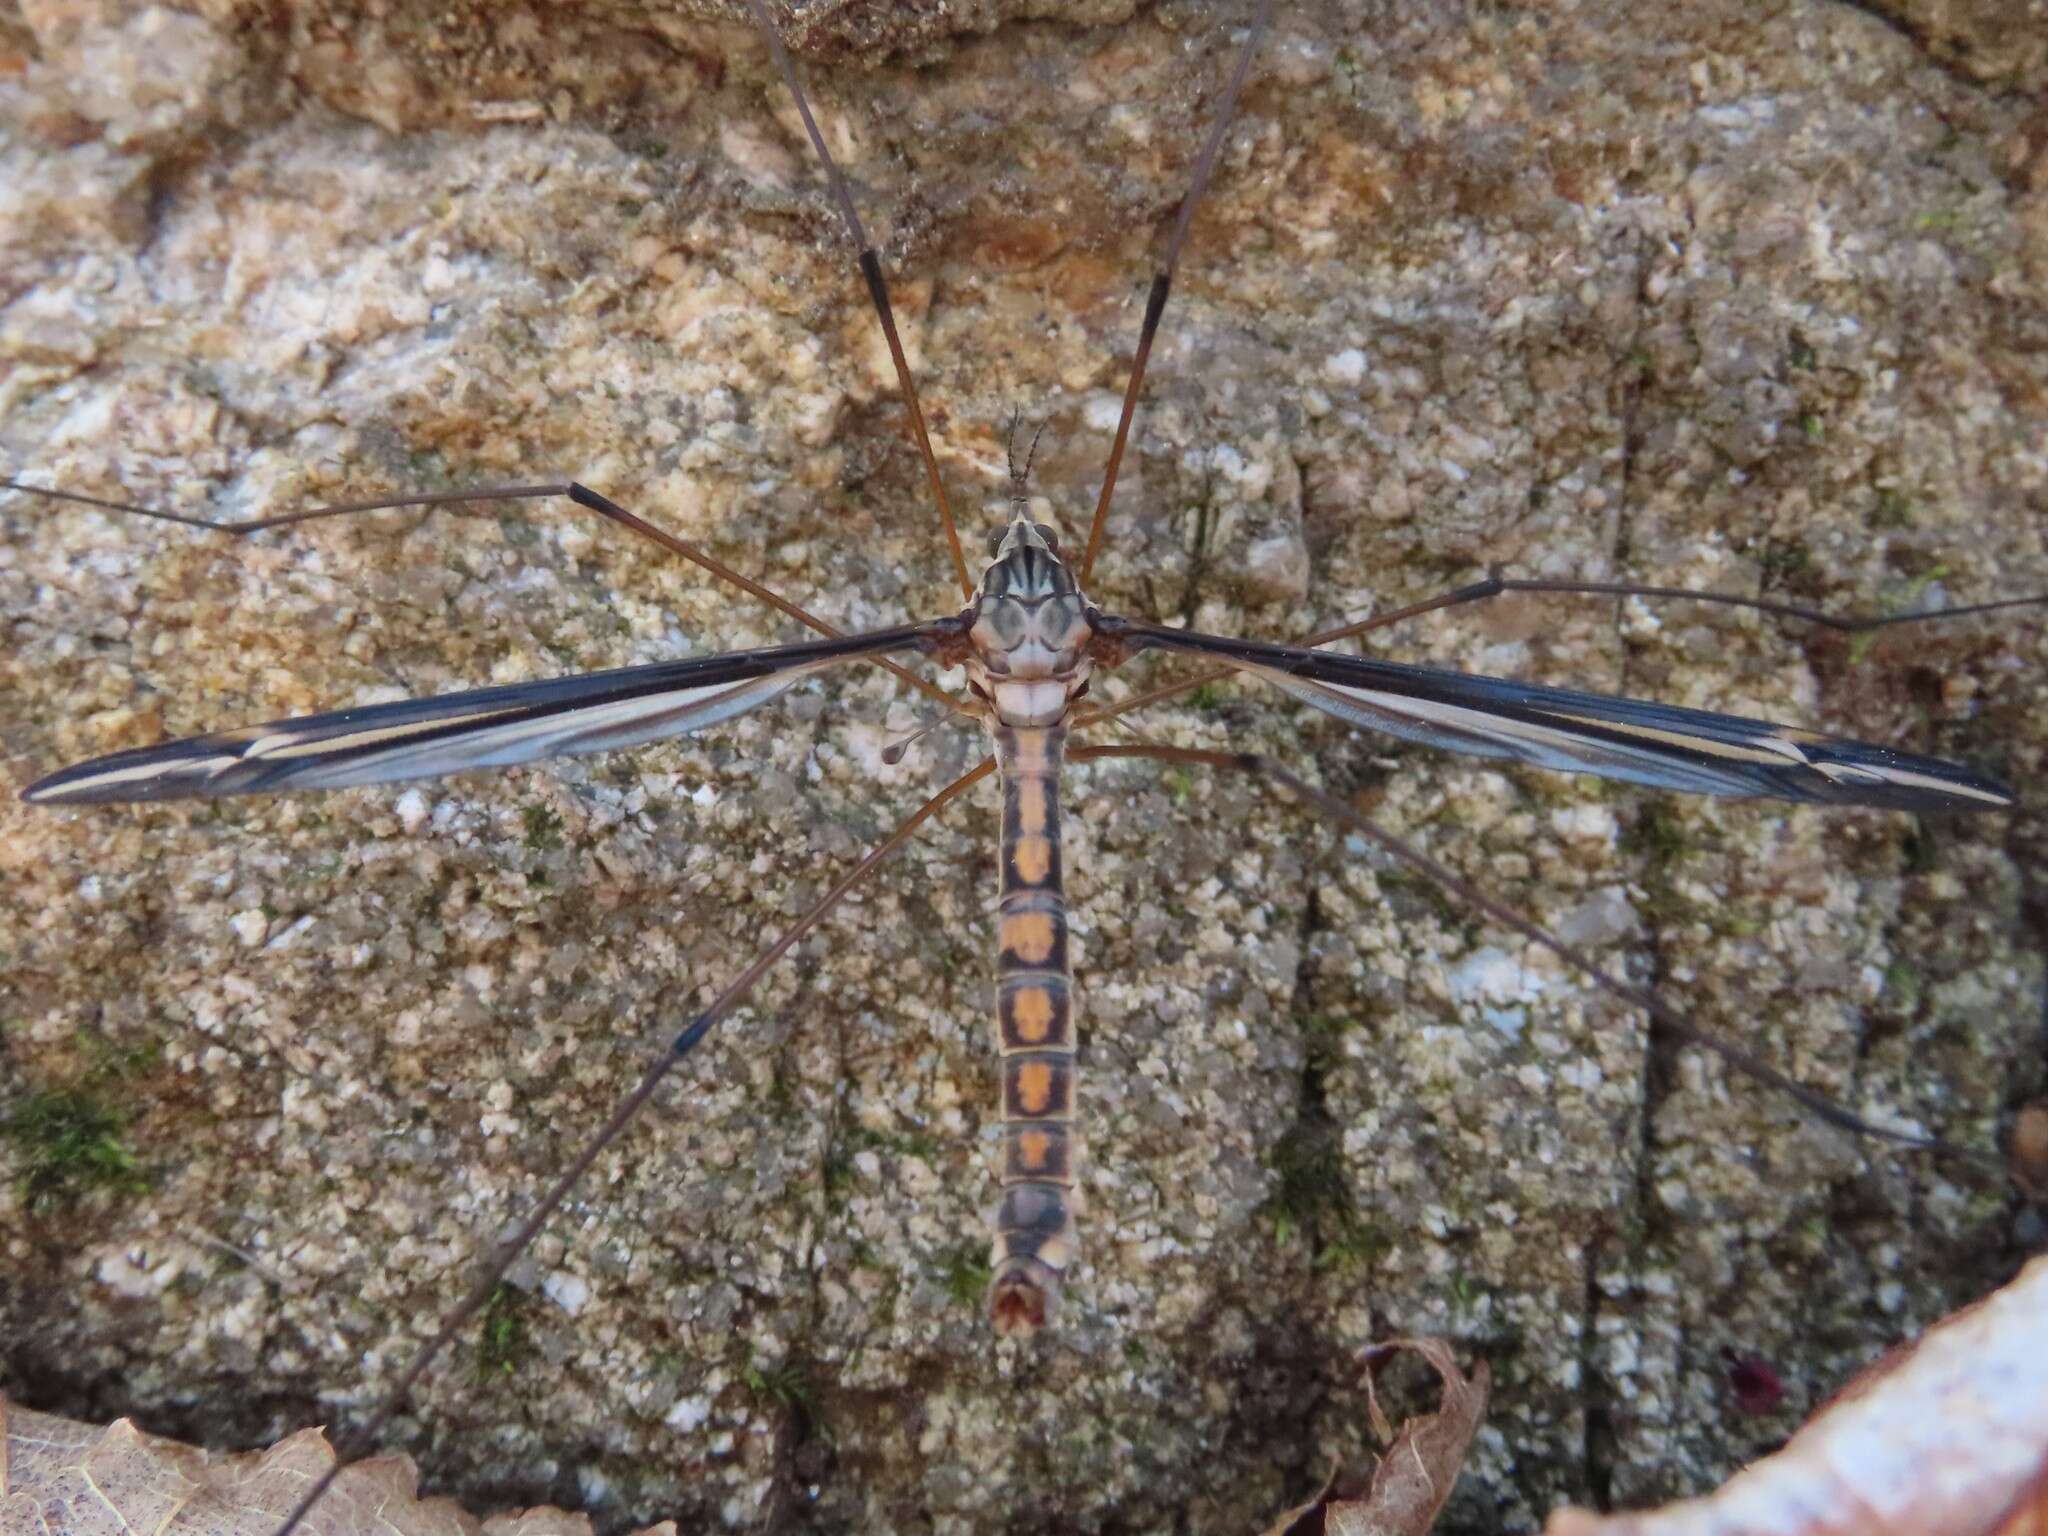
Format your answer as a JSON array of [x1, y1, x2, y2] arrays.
[[2, 0, 2044, 1532]]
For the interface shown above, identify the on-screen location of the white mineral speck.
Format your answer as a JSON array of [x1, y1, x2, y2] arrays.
[[95, 1244, 184, 1299], [1607, 1333, 1640, 1374], [1323, 347, 1367, 383], [1105, 102, 1149, 145], [1243, 533, 1310, 603], [1549, 803, 1617, 845], [718, 120, 795, 190], [1209, 443, 1247, 481], [1556, 886, 1639, 947], [394, 787, 429, 832], [1084, 391, 1123, 432], [229, 909, 268, 947], [281, 1080, 328, 1131], [1622, 595, 1667, 635], [666, 1395, 711, 1432], [544, 1269, 591, 1315], [1448, 946, 1544, 1005], [1560, 1057, 1605, 1091]]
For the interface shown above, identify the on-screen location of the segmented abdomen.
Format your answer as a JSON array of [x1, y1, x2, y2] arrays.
[[987, 723, 1080, 1336]]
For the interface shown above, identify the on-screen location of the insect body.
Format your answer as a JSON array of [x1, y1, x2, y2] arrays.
[[960, 519, 1096, 1334], [20, 486, 2015, 1354]]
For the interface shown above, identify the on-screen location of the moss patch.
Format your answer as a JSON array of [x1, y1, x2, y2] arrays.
[[938, 1244, 993, 1309], [3, 1088, 149, 1213], [476, 1284, 534, 1378]]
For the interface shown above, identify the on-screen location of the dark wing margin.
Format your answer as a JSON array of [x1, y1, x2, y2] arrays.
[[1109, 619, 2014, 812], [26, 622, 949, 805]]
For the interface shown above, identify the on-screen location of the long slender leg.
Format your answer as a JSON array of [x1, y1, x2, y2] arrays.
[[1, 476, 959, 713], [268, 754, 994, 1536], [1305, 575, 2048, 642], [1069, 742, 2000, 1170], [742, 0, 972, 600], [1076, 0, 1276, 587], [1075, 577, 2048, 734]]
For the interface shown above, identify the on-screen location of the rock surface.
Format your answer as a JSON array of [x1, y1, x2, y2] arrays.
[[2, 0, 2045, 1532]]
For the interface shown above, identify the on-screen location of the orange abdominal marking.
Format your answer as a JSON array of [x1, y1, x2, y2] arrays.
[[1011, 986, 1054, 1041], [1014, 1060, 1054, 1114], [1001, 912, 1056, 963], [1015, 778, 1048, 834], [1012, 734, 1052, 773], [1012, 835, 1052, 884], [991, 727, 1078, 1334], [1017, 1130, 1052, 1171]]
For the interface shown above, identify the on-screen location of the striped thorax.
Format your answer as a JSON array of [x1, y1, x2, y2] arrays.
[[963, 518, 1095, 730], [962, 518, 1094, 1336]]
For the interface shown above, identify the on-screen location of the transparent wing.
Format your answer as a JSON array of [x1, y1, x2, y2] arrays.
[[1119, 621, 2012, 811], [26, 624, 939, 804]]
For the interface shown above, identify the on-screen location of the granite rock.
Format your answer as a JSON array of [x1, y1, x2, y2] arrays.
[[2, 1, 2045, 1532]]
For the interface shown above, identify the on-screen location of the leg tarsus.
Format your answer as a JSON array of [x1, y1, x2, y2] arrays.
[[854, 248, 972, 597], [672, 1012, 715, 1057], [1072, 740, 2000, 1173], [1078, 0, 1276, 586], [741, 0, 971, 598], [269, 754, 996, 1536], [1303, 572, 2046, 655], [6, 473, 959, 711]]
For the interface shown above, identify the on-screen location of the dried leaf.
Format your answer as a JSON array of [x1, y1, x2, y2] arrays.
[[1259, 1338, 1491, 1536], [2012, 1102, 2048, 1199], [1263, 1468, 1342, 1536], [0, 1397, 677, 1536], [1544, 1252, 2048, 1536], [1721, 1354, 1786, 1417]]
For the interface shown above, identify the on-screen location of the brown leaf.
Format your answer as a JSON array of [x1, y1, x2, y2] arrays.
[[0, 1397, 678, 1536], [2012, 1102, 2048, 1199], [1262, 1468, 1342, 1536], [1259, 1338, 1491, 1536], [1988, 1462, 2047, 1536], [1543, 1252, 2048, 1536]]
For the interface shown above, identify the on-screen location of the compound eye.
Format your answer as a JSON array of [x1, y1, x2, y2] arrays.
[[1033, 523, 1060, 553], [986, 528, 1008, 558]]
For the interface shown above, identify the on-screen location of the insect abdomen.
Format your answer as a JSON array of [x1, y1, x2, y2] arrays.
[[988, 723, 1080, 1336]]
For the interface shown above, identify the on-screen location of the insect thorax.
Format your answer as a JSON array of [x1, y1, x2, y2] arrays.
[[964, 518, 1094, 729]]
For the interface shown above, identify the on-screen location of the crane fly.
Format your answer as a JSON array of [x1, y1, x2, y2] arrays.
[[3, 0, 2043, 1531]]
